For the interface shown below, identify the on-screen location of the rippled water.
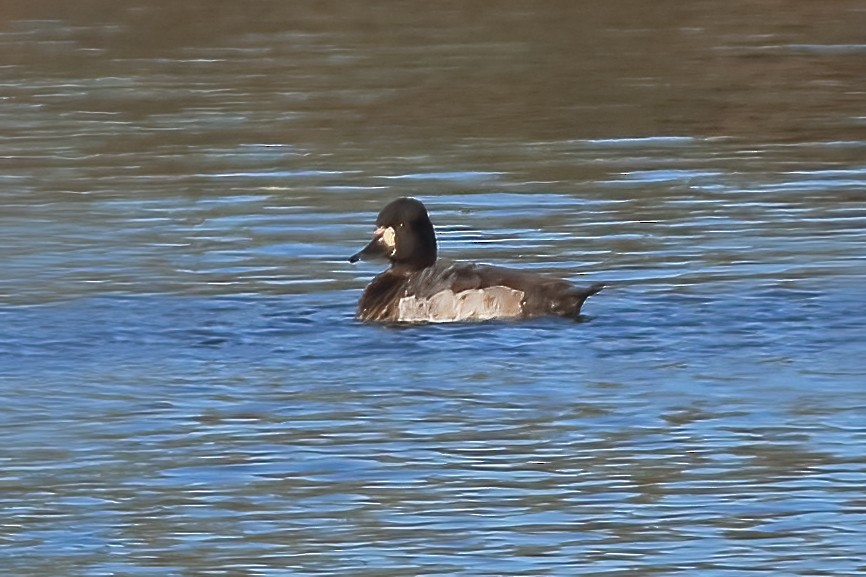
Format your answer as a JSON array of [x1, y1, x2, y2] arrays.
[[2, 2, 866, 575]]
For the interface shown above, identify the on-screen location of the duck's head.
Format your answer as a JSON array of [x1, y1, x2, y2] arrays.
[[349, 197, 437, 273]]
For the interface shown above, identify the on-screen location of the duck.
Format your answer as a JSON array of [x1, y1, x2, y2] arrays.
[[349, 197, 603, 323]]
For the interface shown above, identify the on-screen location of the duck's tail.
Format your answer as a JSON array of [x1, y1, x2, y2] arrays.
[[563, 282, 604, 319]]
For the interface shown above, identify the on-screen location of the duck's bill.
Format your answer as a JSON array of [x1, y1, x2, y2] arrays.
[[348, 236, 387, 263]]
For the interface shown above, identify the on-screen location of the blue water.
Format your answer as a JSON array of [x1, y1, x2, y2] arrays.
[[3, 283, 866, 575], [2, 4, 866, 576]]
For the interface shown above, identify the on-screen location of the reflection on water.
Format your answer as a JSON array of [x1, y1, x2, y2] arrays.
[[2, 2, 866, 575]]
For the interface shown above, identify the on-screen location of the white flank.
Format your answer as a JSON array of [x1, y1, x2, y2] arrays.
[[398, 287, 524, 323]]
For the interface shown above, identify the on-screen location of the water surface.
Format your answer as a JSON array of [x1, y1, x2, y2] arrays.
[[2, 2, 866, 575]]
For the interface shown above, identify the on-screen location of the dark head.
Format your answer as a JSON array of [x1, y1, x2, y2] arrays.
[[349, 197, 437, 273]]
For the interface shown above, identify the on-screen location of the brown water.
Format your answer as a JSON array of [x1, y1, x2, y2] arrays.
[[2, 2, 866, 575]]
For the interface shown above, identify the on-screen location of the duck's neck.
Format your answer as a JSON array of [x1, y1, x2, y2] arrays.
[[389, 229, 437, 275], [390, 259, 435, 277]]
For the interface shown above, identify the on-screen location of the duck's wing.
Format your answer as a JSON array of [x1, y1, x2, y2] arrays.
[[440, 261, 603, 318]]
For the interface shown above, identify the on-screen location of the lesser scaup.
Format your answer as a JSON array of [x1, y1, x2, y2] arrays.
[[349, 197, 603, 323]]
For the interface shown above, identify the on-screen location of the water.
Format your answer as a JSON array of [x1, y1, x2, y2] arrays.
[[2, 2, 866, 575]]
